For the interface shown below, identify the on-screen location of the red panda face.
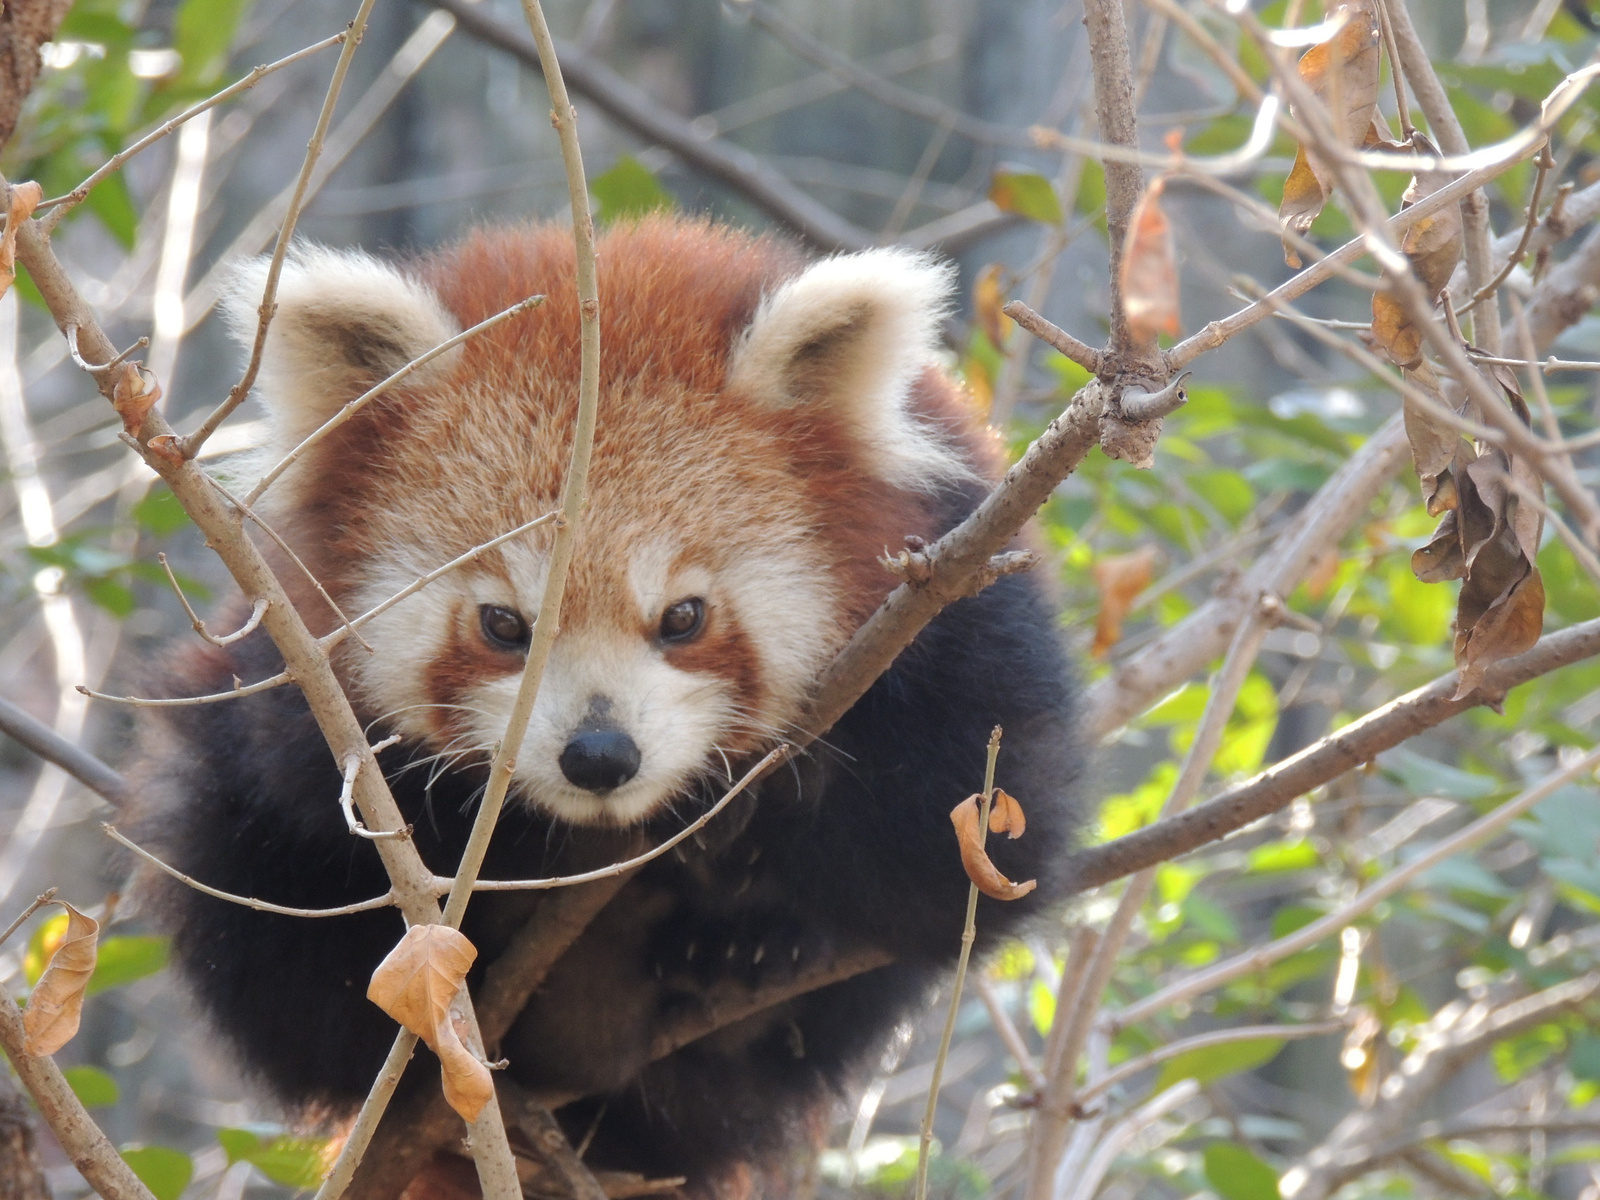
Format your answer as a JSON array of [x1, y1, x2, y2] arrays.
[[224, 217, 990, 827]]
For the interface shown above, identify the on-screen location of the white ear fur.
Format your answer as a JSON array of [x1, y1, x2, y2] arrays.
[[222, 246, 461, 451], [726, 248, 972, 489]]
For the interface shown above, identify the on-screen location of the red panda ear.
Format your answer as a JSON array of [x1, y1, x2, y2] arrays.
[[222, 246, 461, 452], [726, 248, 973, 488]]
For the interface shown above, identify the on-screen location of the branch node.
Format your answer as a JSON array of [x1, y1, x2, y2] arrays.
[[1119, 371, 1192, 422]]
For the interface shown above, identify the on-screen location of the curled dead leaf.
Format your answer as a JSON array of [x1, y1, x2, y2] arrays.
[[1091, 545, 1158, 657], [1120, 177, 1180, 348], [988, 788, 1026, 838], [367, 924, 493, 1121], [951, 794, 1036, 901], [1371, 140, 1464, 369], [1278, 0, 1383, 265], [22, 902, 99, 1055], [113, 364, 161, 437], [974, 264, 1011, 349], [0, 181, 42, 301]]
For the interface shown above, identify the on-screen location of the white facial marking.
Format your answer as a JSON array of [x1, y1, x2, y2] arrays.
[[346, 534, 839, 827]]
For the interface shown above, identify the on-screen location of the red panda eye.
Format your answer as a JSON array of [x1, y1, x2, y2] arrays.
[[479, 604, 531, 651], [659, 598, 706, 644]]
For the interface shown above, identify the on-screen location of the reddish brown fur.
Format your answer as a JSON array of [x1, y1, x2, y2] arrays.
[[264, 216, 996, 725]]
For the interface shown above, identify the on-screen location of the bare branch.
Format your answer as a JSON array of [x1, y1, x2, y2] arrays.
[[76, 670, 294, 707], [160, 554, 268, 647], [38, 32, 348, 231], [743, 0, 1035, 150], [1082, 0, 1146, 357], [1284, 971, 1600, 1200], [430, 0, 873, 252], [244, 294, 546, 505], [180, 0, 381, 459], [804, 380, 1105, 739], [1384, 0, 1503, 351], [102, 825, 398, 917], [1165, 140, 1541, 371], [0, 0, 72, 148], [469, 747, 790, 893], [1077, 1020, 1348, 1104], [337, 511, 561, 637], [1087, 417, 1411, 739], [1003, 301, 1104, 376], [0, 697, 127, 804], [1075, 616, 1600, 896], [0, 987, 158, 1200]]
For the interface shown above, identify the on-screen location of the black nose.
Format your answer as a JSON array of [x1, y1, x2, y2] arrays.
[[559, 726, 642, 792]]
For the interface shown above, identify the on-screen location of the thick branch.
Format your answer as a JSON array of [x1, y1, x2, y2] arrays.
[[0, 989, 156, 1200], [1072, 614, 1600, 891], [0, 698, 127, 806], [0, 0, 71, 149], [1081, 0, 1145, 356], [803, 380, 1105, 736]]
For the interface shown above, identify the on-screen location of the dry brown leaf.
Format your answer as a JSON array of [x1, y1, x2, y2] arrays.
[[973, 263, 1011, 349], [1120, 177, 1180, 348], [1372, 141, 1464, 369], [22, 902, 98, 1055], [112, 364, 161, 436], [1400, 363, 1465, 509], [951, 794, 1036, 901], [0, 181, 42, 301], [1412, 509, 1465, 583], [988, 788, 1026, 838], [367, 924, 493, 1121], [1278, 0, 1383, 265], [1091, 545, 1158, 657]]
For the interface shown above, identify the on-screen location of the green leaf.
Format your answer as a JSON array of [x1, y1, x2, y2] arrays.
[[1204, 1143, 1280, 1200], [63, 1066, 119, 1108], [85, 171, 138, 249], [1492, 1022, 1566, 1082], [988, 170, 1063, 225], [172, 0, 249, 87], [133, 487, 193, 537], [121, 1147, 192, 1200], [88, 936, 169, 995], [590, 156, 673, 224], [85, 577, 136, 618], [218, 1128, 330, 1189], [1246, 840, 1318, 874], [1380, 749, 1500, 801], [1572, 1034, 1600, 1083], [1154, 1036, 1284, 1092]]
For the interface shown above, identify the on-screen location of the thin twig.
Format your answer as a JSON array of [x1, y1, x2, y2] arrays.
[[1077, 1020, 1347, 1104], [159, 554, 267, 647], [974, 975, 1047, 1093], [1462, 145, 1554, 312], [37, 32, 348, 231], [0, 891, 58, 951], [339, 753, 410, 841], [180, 0, 382, 459], [915, 728, 1002, 1200], [76, 671, 293, 706], [1112, 746, 1600, 1029], [468, 747, 790, 893], [244, 293, 546, 505], [103, 825, 397, 917], [331, 511, 561, 638], [1003, 301, 1104, 376], [1373, 0, 1412, 140]]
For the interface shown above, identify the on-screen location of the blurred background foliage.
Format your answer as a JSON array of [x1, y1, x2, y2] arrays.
[[1, 0, 1599, 1198]]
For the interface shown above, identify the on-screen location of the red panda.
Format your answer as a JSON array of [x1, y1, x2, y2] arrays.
[[127, 216, 1085, 1197]]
